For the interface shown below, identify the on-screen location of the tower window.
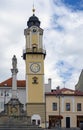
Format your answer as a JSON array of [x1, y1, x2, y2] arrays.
[[33, 47, 37, 52], [32, 77, 38, 84], [1, 92, 3, 96], [32, 44, 37, 52]]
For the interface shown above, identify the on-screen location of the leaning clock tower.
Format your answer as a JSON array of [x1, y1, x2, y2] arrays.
[[23, 9, 46, 127]]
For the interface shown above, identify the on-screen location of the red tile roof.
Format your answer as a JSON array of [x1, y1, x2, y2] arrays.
[[17, 80, 26, 87], [0, 78, 26, 87], [46, 87, 83, 96]]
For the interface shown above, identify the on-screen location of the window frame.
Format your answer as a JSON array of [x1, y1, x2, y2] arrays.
[[66, 103, 70, 111], [52, 102, 57, 111], [77, 103, 81, 111]]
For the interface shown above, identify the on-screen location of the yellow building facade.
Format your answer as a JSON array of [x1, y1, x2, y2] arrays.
[[23, 11, 46, 127], [46, 88, 83, 128]]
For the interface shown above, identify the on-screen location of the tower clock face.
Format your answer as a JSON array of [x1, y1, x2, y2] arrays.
[[32, 27, 37, 33], [30, 63, 40, 73], [32, 28, 37, 33]]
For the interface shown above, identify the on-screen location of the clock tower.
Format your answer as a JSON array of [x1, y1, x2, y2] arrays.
[[23, 9, 46, 127]]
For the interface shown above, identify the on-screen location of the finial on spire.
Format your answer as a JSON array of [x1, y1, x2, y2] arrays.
[[32, 1, 35, 15]]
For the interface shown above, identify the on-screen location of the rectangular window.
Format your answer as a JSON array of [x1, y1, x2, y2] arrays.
[[0, 102, 4, 109], [52, 102, 57, 111], [1, 92, 3, 96], [66, 103, 70, 111], [77, 103, 81, 111]]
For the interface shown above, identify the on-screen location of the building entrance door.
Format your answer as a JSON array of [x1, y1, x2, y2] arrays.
[[66, 117, 70, 128], [49, 115, 63, 128], [77, 116, 83, 127]]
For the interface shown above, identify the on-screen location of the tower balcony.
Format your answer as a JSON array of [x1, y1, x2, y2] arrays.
[[23, 48, 46, 60]]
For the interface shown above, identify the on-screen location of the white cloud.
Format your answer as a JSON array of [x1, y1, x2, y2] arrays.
[[44, 0, 83, 89]]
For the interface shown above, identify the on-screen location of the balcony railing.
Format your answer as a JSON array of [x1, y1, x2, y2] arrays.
[[23, 48, 46, 59]]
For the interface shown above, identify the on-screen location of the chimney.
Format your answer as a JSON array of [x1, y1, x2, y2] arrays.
[[48, 78, 51, 88]]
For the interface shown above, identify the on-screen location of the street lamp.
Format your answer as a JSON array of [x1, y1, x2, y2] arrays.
[[58, 94, 60, 127], [4, 90, 6, 111]]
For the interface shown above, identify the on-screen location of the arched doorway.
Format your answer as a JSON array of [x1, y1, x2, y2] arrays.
[[31, 114, 41, 126]]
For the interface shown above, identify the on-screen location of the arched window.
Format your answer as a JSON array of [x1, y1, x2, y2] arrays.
[[32, 44, 37, 52]]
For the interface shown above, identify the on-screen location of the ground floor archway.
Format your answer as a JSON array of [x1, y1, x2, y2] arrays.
[[31, 114, 41, 126]]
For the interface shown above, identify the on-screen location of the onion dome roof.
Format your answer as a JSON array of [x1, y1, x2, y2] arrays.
[[27, 14, 40, 27]]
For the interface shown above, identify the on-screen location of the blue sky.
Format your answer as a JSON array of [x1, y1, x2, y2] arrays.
[[0, 0, 83, 89], [56, 60, 74, 82], [62, 0, 83, 10]]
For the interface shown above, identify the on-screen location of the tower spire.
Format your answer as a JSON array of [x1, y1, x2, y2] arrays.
[[27, 3, 40, 28], [32, 1, 35, 15]]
